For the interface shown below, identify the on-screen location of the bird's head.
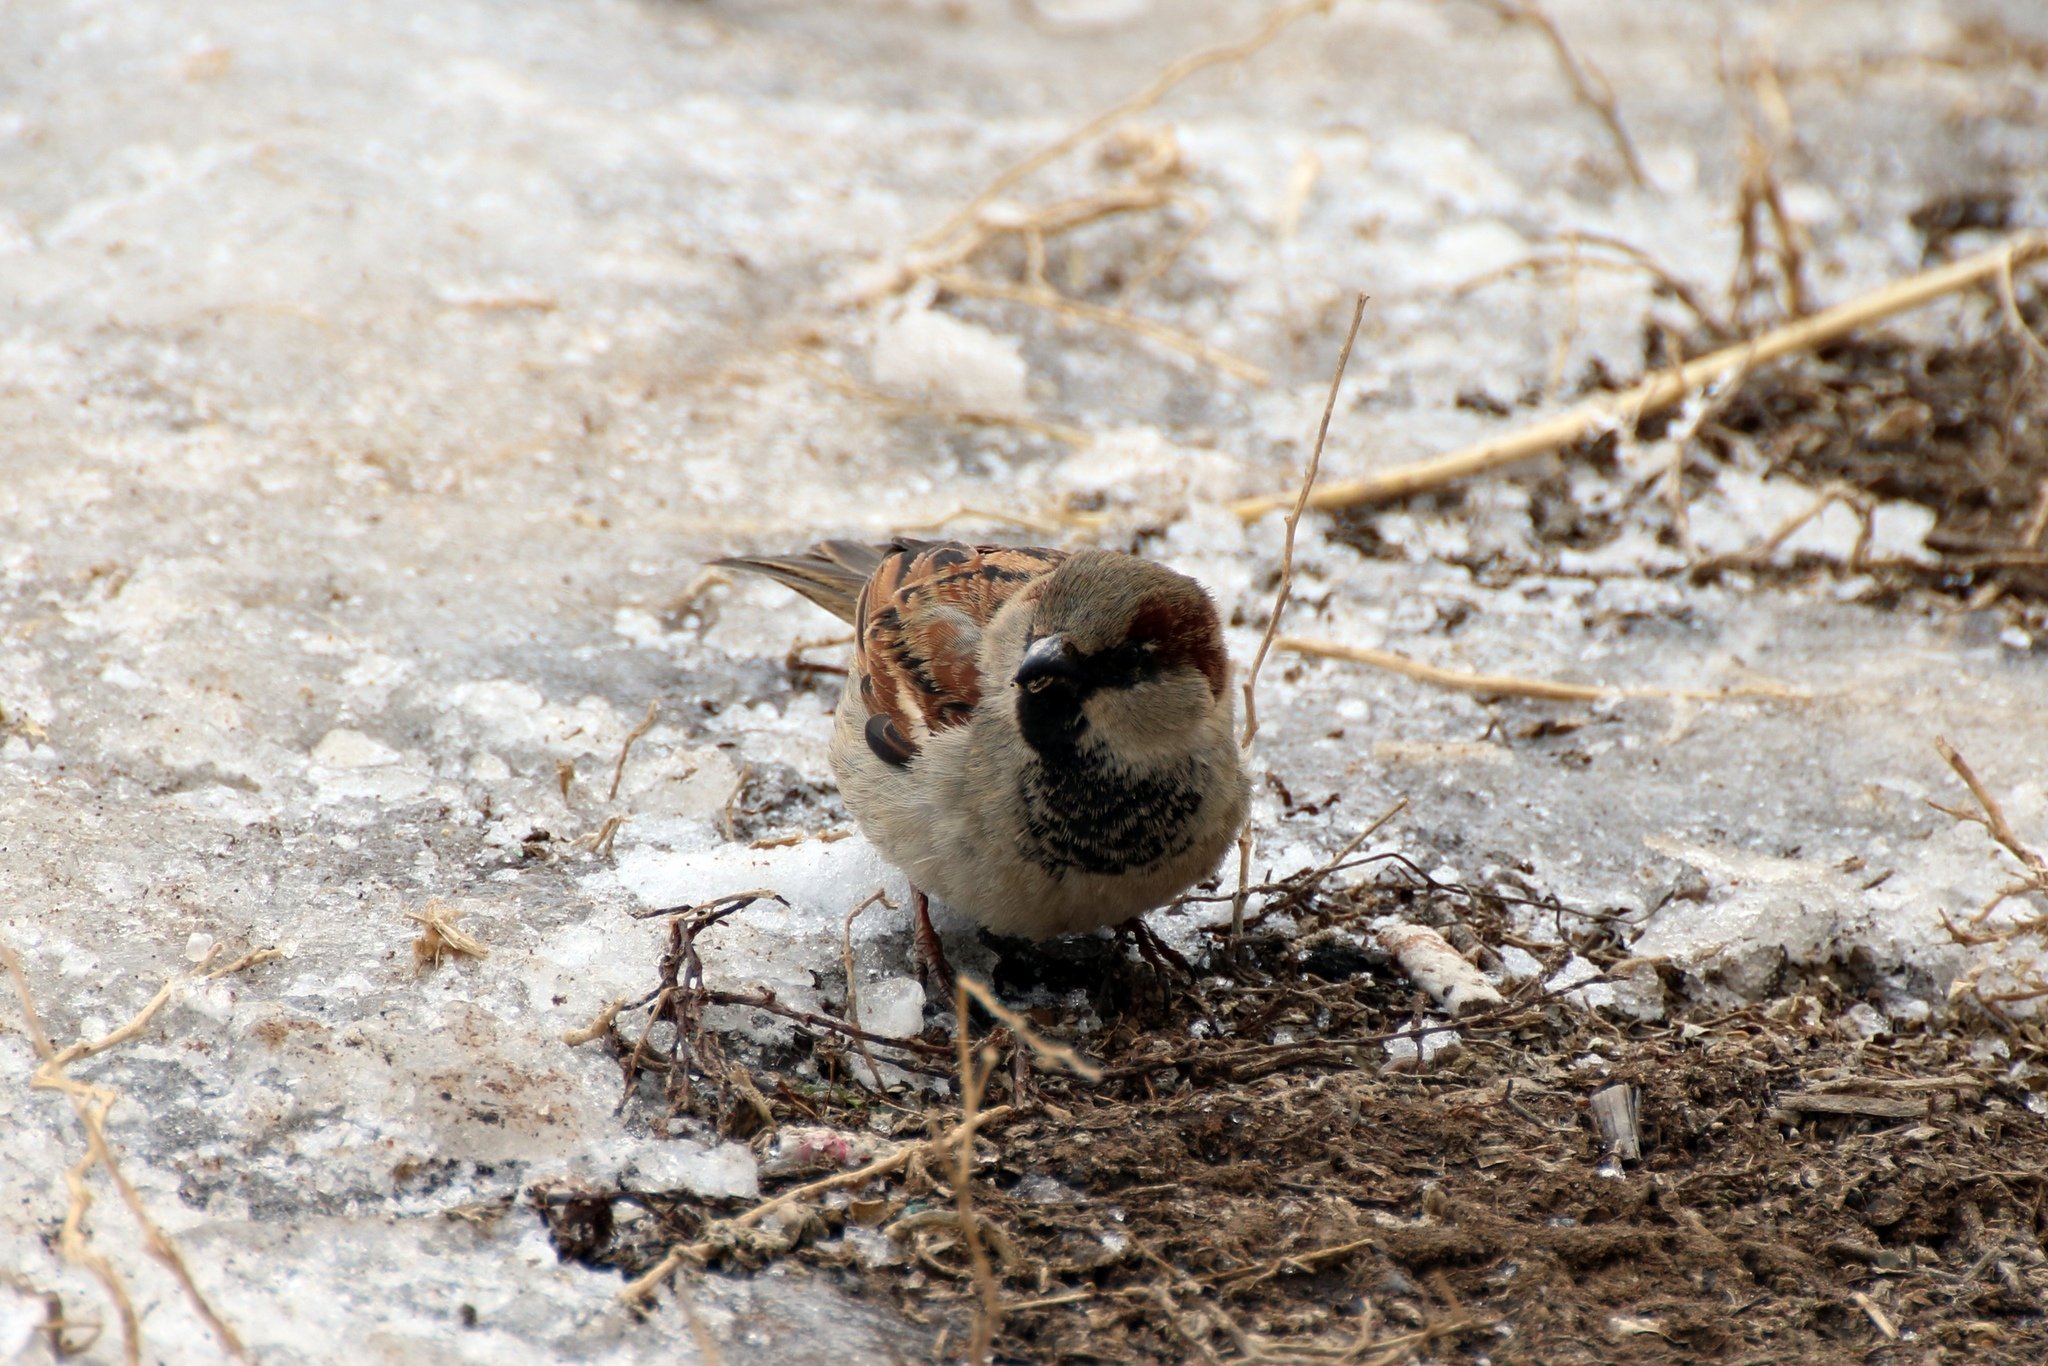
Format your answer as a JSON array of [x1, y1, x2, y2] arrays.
[[1012, 550, 1231, 762]]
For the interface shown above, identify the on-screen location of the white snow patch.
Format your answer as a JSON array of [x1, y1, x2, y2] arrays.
[[855, 976, 927, 1040], [870, 303, 1029, 416], [621, 1138, 760, 1199], [312, 727, 403, 768]]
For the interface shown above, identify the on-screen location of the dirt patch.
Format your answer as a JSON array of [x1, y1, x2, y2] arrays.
[[1701, 296, 2048, 605], [1331, 266, 2048, 624], [538, 868, 2048, 1363]]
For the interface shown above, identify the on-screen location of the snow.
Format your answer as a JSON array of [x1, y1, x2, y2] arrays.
[[870, 301, 1033, 417]]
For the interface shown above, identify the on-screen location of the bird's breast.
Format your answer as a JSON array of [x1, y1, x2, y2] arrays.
[[1015, 748, 1206, 878]]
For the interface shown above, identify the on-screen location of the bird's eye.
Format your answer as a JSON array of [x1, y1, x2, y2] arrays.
[[1025, 676, 1057, 694]]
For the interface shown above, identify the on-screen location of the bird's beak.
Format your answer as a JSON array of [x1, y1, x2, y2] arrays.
[[1015, 633, 1078, 689]]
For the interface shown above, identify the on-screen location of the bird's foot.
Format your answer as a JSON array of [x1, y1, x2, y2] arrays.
[[1118, 915, 1195, 981]]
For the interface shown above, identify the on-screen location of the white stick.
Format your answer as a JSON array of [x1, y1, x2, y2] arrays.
[[1376, 924, 1505, 1016]]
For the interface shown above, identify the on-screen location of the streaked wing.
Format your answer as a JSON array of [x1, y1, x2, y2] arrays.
[[855, 541, 1064, 763]]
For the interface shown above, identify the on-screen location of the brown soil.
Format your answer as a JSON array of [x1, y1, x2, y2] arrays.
[[1700, 296, 2048, 606], [1332, 280, 2048, 622], [538, 868, 2048, 1364]]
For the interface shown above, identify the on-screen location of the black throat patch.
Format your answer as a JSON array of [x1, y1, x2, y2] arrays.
[[1017, 747, 1205, 878]]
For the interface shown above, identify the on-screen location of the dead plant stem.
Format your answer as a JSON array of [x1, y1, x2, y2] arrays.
[[618, 1105, 1016, 1305], [1234, 292, 1368, 945], [1274, 635, 1805, 703], [1474, 0, 1649, 189], [608, 699, 660, 802], [954, 980, 1001, 1363]]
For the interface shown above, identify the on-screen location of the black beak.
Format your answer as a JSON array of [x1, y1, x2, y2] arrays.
[[1014, 633, 1079, 689]]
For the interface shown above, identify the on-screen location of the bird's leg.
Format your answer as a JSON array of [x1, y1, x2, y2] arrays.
[[912, 886, 958, 998], [1120, 915, 1195, 980]]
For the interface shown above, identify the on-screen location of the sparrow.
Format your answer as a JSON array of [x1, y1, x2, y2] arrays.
[[714, 538, 1251, 987]]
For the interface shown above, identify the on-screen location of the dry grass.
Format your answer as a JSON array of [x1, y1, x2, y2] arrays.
[[407, 900, 488, 973], [3, 942, 278, 1364], [1230, 292, 1369, 947], [832, 2, 1344, 394], [1240, 292, 1368, 750], [899, 1, 1335, 272], [608, 698, 661, 803], [1929, 738, 2048, 1017], [1447, 229, 1731, 339]]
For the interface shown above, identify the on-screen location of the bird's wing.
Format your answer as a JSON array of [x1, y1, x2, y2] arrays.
[[712, 539, 895, 624], [853, 541, 1065, 765]]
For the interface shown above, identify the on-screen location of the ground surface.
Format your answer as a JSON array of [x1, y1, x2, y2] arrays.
[[3, 0, 2047, 1362]]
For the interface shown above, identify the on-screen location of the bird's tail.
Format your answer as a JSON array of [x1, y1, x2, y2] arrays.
[[711, 539, 899, 624]]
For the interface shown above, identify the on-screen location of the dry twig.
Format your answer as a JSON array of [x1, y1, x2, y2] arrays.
[[562, 996, 630, 1048], [1727, 52, 1812, 323], [1232, 292, 1368, 945], [1690, 479, 1876, 578], [618, 1104, 1016, 1305], [665, 568, 731, 626], [721, 763, 750, 844], [1231, 232, 2048, 518], [580, 813, 625, 861], [839, 5, 1338, 389], [1241, 293, 1368, 749], [1929, 736, 2048, 926], [1274, 635, 1806, 704], [840, 888, 895, 1088], [203, 946, 285, 980], [956, 977, 1104, 1083]]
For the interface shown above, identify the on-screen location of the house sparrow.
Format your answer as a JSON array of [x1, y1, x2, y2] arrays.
[[714, 538, 1251, 986]]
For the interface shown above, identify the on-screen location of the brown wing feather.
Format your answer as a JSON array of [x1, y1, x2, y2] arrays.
[[855, 541, 1065, 756]]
